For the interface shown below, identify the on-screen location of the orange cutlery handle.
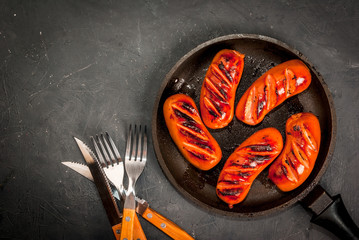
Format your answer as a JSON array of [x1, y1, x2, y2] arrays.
[[134, 213, 147, 240], [120, 208, 135, 240], [112, 223, 122, 240], [142, 207, 194, 240], [113, 214, 147, 240]]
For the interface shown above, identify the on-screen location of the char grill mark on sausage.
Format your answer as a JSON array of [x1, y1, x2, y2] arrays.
[[282, 156, 299, 183], [218, 87, 228, 100], [188, 139, 213, 151], [300, 124, 318, 151], [203, 96, 223, 117], [187, 150, 208, 160], [235, 171, 252, 178], [164, 94, 223, 171], [268, 113, 321, 191], [217, 188, 242, 196], [238, 60, 313, 127], [219, 180, 239, 185], [204, 77, 227, 102], [174, 109, 196, 123], [178, 128, 203, 142], [181, 102, 196, 114], [257, 85, 268, 118], [229, 162, 256, 168], [208, 108, 219, 118], [263, 85, 268, 102], [257, 100, 265, 117], [281, 165, 288, 176], [181, 122, 203, 134], [201, 50, 246, 129], [211, 61, 235, 89], [247, 144, 273, 152], [261, 85, 268, 116], [218, 61, 233, 83], [248, 154, 272, 162], [172, 102, 217, 161], [216, 128, 283, 208], [292, 141, 309, 168], [287, 154, 297, 170], [203, 61, 234, 118]]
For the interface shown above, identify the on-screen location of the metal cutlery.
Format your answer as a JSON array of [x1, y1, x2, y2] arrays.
[[91, 132, 146, 240], [91, 132, 124, 194], [63, 161, 195, 240], [120, 124, 147, 240], [66, 125, 195, 240], [73, 137, 123, 239]]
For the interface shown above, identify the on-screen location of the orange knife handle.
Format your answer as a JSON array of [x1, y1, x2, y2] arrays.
[[142, 207, 195, 240], [112, 223, 122, 240], [120, 208, 135, 240], [112, 214, 146, 240], [134, 213, 147, 240]]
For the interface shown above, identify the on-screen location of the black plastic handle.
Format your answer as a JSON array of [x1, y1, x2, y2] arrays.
[[301, 185, 359, 239]]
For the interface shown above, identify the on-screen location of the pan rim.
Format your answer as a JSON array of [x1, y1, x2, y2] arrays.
[[151, 33, 337, 217]]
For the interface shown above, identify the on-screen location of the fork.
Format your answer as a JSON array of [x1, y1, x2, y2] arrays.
[[91, 132, 125, 196], [91, 130, 147, 240], [121, 124, 147, 240]]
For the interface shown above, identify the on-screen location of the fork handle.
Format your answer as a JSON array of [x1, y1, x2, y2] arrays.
[[112, 215, 147, 240], [142, 207, 195, 240], [120, 208, 136, 240]]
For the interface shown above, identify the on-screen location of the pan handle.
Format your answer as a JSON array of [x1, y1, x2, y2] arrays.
[[300, 185, 359, 239]]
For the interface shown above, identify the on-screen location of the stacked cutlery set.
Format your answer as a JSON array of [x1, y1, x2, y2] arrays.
[[62, 125, 194, 240]]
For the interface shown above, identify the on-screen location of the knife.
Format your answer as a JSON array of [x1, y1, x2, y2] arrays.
[[73, 138, 146, 240], [62, 161, 195, 240]]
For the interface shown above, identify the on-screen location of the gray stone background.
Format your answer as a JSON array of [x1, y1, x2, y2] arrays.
[[0, 0, 358, 239]]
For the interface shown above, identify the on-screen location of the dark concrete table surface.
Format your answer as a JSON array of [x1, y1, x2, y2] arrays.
[[1, 1, 358, 239]]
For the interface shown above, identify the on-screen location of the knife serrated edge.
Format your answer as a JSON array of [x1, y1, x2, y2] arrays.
[[73, 138, 122, 229], [62, 161, 122, 200], [62, 154, 147, 240], [62, 160, 195, 240], [62, 161, 94, 181], [62, 161, 167, 211], [74, 137, 119, 209]]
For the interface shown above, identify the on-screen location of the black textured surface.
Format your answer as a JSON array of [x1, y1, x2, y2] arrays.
[[0, 1, 358, 240]]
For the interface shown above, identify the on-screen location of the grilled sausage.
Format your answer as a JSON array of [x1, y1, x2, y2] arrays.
[[200, 49, 245, 129], [216, 128, 283, 208], [268, 112, 321, 192], [235, 59, 311, 126], [163, 94, 222, 171]]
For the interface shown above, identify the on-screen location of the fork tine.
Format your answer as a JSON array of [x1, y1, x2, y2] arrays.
[[130, 125, 137, 161], [106, 132, 122, 162], [125, 124, 132, 161], [121, 124, 147, 240], [136, 125, 142, 161], [142, 126, 147, 162], [91, 136, 106, 167], [96, 134, 111, 166], [101, 133, 116, 165]]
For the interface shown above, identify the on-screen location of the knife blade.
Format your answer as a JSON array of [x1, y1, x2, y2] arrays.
[[62, 161, 195, 240], [73, 138, 146, 240]]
